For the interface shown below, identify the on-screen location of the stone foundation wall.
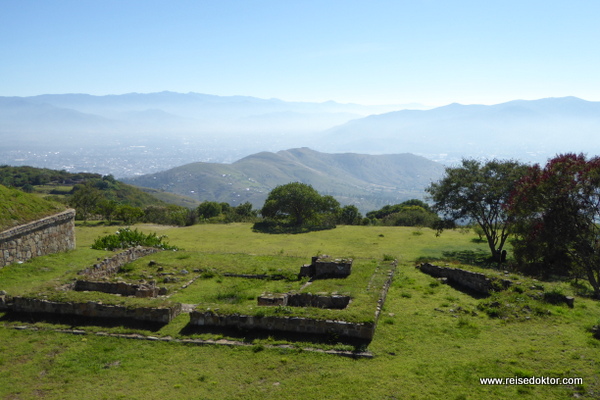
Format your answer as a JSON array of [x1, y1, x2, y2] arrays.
[[74, 280, 159, 298], [0, 209, 76, 269], [11, 296, 181, 323], [418, 263, 512, 295], [189, 311, 375, 340], [257, 292, 351, 309], [78, 246, 161, 279], [299, 255, 352, 279]]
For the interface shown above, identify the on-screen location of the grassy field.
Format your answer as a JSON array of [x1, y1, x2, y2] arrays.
[[1, 223, 599, 399]]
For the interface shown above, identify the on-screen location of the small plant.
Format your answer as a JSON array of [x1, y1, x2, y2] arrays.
[[251, 344, 265, 353], [383, 254, 396, 261], [274, 305, 293, 314]]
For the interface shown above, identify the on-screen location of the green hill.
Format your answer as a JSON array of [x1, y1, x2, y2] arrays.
[[0, 185, 66, 231], [0, 165, 198, 209], [123, 148, 445, 212]]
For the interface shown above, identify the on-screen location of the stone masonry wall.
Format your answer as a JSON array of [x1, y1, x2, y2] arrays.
[[189, 311, 375, 340], [299, 255, 352, 279], [74, 280, 159, 298], [418, 263, 512, 295], [0, 209, 76, 269], [11, 296, 181, 324], [257, 292, 351, 309], [77, 246, 161, 279]]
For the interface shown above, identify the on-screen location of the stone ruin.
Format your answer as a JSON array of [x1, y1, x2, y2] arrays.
[[258, 255, 354, 310], [418, 262, 511, 295], [299, 255, 352, 279], [75, 246, 166, 298], [257, 292, 351, 309]]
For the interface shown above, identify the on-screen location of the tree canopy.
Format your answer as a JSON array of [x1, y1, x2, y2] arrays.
[[260, 182, 340, 228], [508, 153, 600, 298], [426, 159, 528, 260]]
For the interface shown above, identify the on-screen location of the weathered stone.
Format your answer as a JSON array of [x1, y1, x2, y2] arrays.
[[418, 263, 511, 295], [298, 255, 352, 279], [0, 210, 76, 269], [11, 296, 181, 323]]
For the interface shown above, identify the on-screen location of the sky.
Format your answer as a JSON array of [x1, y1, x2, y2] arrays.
[[2, 0, 599, 106]]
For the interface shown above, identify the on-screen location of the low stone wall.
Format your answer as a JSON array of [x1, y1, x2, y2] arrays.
[[189, 311, 375, 340], [257, 292, 351, 309], [418, 263, 512, 295], [374, 264, 396, 322], [74, 280, 159, 298], [78, 246, 161, 279], [0, 209, 76, 269], [11, 296, 181, 323], [299, 255, 352, 279]]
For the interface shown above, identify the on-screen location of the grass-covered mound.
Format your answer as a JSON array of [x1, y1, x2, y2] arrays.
[[0, 184, 66, 231]]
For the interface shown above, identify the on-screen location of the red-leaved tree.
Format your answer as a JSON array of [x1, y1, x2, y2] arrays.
[[509, 153, 600, 298]]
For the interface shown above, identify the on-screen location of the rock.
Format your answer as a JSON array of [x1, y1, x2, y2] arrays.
[[565, 296, 575, 308]]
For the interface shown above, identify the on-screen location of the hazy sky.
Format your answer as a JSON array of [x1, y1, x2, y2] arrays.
[[2, 0, 599, 106]]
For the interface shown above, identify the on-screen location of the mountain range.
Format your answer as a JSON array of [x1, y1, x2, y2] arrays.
[[1, 92, 599, 178], [319, 96, 600, 164], [122, 147, 445, 213]]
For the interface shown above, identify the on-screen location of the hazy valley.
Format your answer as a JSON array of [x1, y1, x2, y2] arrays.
[[2, 92, 600, 209]]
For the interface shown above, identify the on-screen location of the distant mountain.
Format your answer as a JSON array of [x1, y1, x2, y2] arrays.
[[3, 92, 598, 178], [2, 91, 409, 135], [317, 96, 600, 164], [123, 148, 445, 213], [0, 92, 418, 176]]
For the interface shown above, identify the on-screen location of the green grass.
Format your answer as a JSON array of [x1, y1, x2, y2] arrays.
[[1, 223, 600, 399], [0, 185, 66, 231]]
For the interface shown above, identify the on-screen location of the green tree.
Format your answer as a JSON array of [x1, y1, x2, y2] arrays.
[[260, 182, 340, 227], [117, 205, 144, 225], [338, 205, 362, 225], [508, 153, 600, 297], [69, 183, 102, 223], [197, 201, 222, 220], [383, 205, 439, 227], [96, 199, 118, 223], [426, 159, 528, 261]]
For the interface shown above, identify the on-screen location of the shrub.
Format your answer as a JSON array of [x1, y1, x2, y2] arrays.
[[91, 227, 179, 251]]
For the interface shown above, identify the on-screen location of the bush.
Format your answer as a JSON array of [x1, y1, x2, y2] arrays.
[[91, 227, 179, 251]]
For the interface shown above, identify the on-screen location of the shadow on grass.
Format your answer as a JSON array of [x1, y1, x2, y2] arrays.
[[251, 221, 336, 235], [179, 323, 370, 351], [0, 311, 166, 332], [416, 249, 500, 269], [441, 280, 490, 300]]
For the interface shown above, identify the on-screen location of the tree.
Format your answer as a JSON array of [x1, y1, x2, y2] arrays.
[[96, 199, 118, 223], [197, 201, 222, 220], [426, 159, 528, 261], [117, 205, 144, 225], [69, 183, 102, 223], [508, 153, 600, 298], [366, 199, 438, 227], [260, 182, 340, 227], [338, 205, 362, 225]]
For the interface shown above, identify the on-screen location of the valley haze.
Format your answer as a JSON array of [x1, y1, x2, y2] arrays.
[[1, 92, 598, 180]]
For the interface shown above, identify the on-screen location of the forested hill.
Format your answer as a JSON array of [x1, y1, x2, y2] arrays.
[[0, 165, 191, 209], [122, 148, 445, 213]]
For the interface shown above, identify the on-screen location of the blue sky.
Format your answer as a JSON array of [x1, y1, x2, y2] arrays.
[[2, 0, 599, 106]]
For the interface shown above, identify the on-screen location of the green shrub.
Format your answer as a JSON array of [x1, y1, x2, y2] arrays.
[[91, 227, 179, 251]]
